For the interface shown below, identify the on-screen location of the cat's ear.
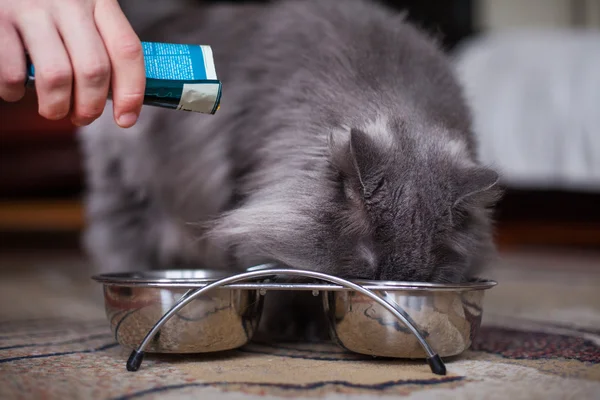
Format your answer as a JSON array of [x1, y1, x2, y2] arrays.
[[349, 128, 384, 192], [330, 127, 393, 199], [453, 166, 501, 207]]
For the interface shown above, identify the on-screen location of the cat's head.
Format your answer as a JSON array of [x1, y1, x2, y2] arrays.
[[323, 116, 502, 282], [206, 117, 501, 283]]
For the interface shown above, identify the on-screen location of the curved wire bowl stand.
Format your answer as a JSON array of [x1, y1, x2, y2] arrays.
[[122, 268, 453, 375]]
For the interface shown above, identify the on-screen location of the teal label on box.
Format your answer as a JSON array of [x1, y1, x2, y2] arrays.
[[142, 42, 208, 81]]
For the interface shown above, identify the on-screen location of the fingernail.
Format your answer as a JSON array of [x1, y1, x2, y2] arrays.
[[70, 115, 86, 127], [117, 112, 138, 127]]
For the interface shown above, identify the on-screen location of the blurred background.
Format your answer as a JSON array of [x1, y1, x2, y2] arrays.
[[1, 0, 599, 257]]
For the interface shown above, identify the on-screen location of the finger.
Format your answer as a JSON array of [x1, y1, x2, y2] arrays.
[[15, 10, 73, 120], [94, 0, 145, 128], [53, 4, 111, 126], [0, 21, 26, 102]]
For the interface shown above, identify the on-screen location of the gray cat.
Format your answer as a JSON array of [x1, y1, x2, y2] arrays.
[[79, 0, 501, 335]]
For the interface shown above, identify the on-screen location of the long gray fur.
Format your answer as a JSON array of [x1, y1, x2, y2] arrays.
[[80, 0, 501, 290]]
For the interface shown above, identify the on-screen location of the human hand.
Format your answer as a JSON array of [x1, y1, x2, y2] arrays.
[[0, 0, 145, 128]]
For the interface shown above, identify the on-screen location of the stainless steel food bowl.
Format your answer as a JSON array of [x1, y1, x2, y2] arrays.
[[92, 268, 496, 375], [94, 269, 264, 353], [323, 279, 496, 359]]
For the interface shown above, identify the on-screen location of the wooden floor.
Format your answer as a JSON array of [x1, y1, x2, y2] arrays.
[[0, 199, 83, 231], [495, 221, 600, 249]]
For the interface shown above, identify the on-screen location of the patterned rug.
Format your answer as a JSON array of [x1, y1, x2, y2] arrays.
[[1, 249, 599, 399]]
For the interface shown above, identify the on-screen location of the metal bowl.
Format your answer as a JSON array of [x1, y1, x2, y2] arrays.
[[323, 279, 496, 359], [93, 268, 496, 374], [94, 269, 264, 353]]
